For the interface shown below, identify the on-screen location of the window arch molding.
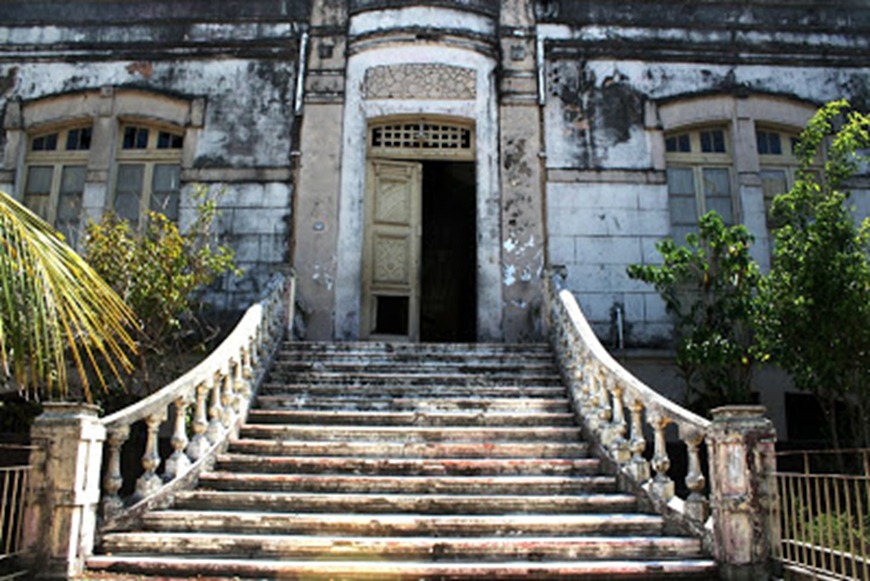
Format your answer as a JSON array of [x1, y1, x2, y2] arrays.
[[3, 87, 204, 242], [648, 93, 818, 261]]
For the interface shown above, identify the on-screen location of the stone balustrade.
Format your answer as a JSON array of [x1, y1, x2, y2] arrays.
[[546, 271, 779, 580], [22, 271, 294, 577]]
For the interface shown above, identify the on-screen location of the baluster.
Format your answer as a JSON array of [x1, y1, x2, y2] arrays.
[[206, 372, 225, 443], [647, 412, 675, 500], [230, 358, 243, 415], [682, 428, 708, 522], [609, 380, 630, 464], [164, 397, 191, 480], [241, 346, 253, 382], [102, 425, 130, 520], [627, 398, 651, 482], [585, 366, 602, 432], [220, 371, 235, 428], [597, 371, 613, 441], [135, 411, 166, 499], [186, 381, 210, 460], [578, 357, 595, 420]]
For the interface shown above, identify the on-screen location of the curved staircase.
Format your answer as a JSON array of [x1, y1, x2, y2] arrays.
[[87, 342, 716, 579]]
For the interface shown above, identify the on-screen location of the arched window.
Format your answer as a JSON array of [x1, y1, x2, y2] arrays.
[[664, 126, 734, 243], [112, 122, 184, 228], [23, 123, 92, 245], [757, 125, 803, 228]]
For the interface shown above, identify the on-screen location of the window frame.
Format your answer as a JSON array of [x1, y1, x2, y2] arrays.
[[664, 125, 737, 242], [22, 122, 93, 243], [111, 120, 185, 228]]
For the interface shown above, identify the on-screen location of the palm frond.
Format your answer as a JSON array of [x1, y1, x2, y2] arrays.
[[0, 190, 138, 401]]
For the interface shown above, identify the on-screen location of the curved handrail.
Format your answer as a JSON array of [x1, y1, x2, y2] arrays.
[[546, 272, 712, 534], [98, 271, 293, 530]]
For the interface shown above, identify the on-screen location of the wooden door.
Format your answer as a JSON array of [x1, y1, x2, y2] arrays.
[[361, 160, 422, 341]]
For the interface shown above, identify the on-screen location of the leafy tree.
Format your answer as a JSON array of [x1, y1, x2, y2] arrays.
[[628, 212, 760, 414], [0, 190, 138, 402], [757, 100, 870, 449], [85, 185, 238, 386]]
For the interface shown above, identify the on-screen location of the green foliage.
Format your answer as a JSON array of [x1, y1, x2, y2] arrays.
[[0, 190, 138, 402], [757, 100, 870, 449], [628, 212, 760, 414], [85, 185, 239, 362]]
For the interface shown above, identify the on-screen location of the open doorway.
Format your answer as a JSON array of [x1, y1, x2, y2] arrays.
[[420, 161, 477, 342]]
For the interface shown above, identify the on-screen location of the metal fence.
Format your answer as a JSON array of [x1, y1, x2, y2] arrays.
[[775, 448, 870, 580]]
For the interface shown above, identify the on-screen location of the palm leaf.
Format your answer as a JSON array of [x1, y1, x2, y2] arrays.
[[0, 190, 138, 402]]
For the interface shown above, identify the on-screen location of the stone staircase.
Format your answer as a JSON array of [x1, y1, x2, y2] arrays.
[[87, 342, 716, 579]]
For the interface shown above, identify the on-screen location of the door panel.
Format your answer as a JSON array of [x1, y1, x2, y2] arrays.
[[362, 160, 422, 341]]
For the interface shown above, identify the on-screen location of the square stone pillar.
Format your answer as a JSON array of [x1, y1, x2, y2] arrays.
[[23, 403, 105, 579], [707, 405, 779, 581]]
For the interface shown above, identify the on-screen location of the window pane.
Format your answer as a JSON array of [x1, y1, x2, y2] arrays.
[[65, 128, 92, 151], [114, 163, 144, 226], [151, 164, 181, 221], [24, 165, 54, 220], [760, 169, 788, 225], [702, 167, 733, 224], [123, 126, 149, 150], [157, 131, 183, 150], [32, 133, 58, 152], [700, 130, 726, 153], [667, 167, 698, 239], [57, 166, 86, 244]]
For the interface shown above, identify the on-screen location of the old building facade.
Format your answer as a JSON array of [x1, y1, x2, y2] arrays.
[[1, 0, 868, 354]]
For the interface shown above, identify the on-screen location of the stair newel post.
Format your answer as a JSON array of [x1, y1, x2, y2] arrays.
[[647, 411, 675, 501], [609, 379, 630, 464], [627, 398, 651, 482], [186, 381, 210, 460], [135, 411, 167, 500], [681, 427, 708, 523], [164, 397, 192, 481], [101, 424, 130, 520], [220, 371, 235, 429], [206, 371, 225, 443]]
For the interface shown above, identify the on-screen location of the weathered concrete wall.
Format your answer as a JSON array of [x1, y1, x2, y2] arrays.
[[0, 3, 305, 310], [539, 0, 870, 345]]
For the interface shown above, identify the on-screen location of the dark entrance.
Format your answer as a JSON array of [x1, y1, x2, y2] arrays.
[[420, 161, 477, 342]]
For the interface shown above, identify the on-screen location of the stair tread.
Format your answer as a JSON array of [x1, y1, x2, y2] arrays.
[[87, 555, 718, 578]]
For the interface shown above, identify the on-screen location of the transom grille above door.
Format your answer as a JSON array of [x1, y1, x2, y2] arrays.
[[369, 121, 474, 160]]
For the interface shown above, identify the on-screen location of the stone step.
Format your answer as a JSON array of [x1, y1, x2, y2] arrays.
[[87, 555, 718, 579], [197, 473, 625, 495], [282, 342, 553, 354], [173, 490, 621, 513], [276, 353, 557, 366], [238, 424, 583, 442], [254, 395, 572, 413], [246, 409, 577, 427], [266, 372, 564, 386], [227, 438, 590, 459], [272, 361, 558, 374], [100, 532, 705, 561], [213, 454, 601, 476], [258, 384, 567, 397], [141, 511, 661, 536]]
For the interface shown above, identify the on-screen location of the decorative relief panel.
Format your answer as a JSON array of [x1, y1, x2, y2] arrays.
[[373, 235, 410, 284], [375, 180, 411, 224], [363, 64, 476, 100]]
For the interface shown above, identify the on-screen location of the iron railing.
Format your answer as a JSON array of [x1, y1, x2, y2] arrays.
[[0, 444, 34, 568], [776, 448, 870, 580]]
